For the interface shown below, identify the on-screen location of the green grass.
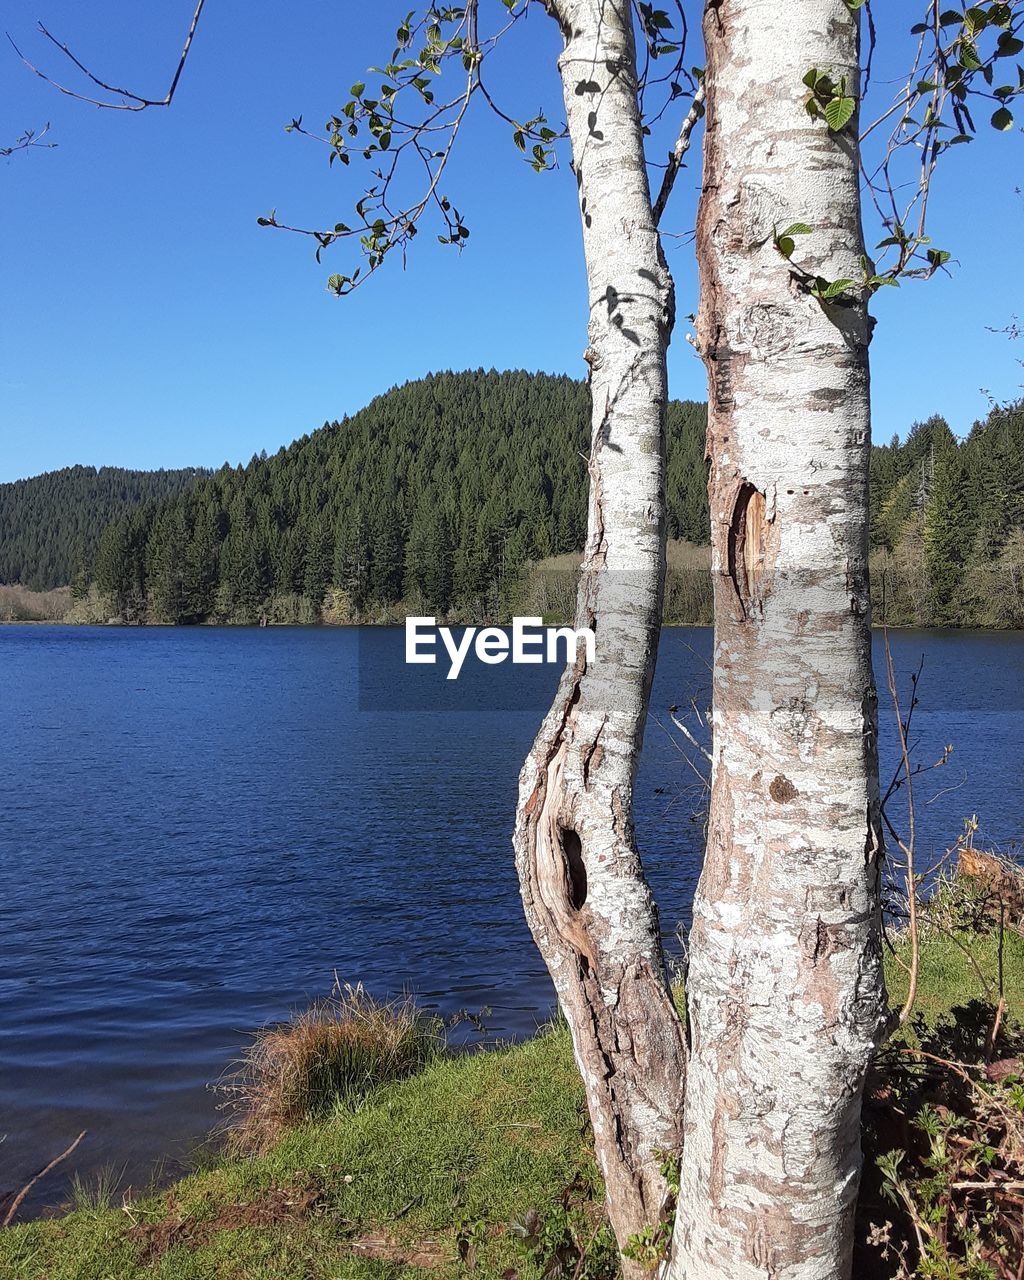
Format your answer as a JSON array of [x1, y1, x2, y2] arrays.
[[0, 1028, 594, 1280], [885, 918, 1024, 1030], [3, 927, 1020, 1280]]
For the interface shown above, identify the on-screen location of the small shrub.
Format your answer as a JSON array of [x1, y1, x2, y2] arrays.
[[510, 1203, 618, 1280], [864, 1007, 1024, 1278], [218, 982, 444, 1154]]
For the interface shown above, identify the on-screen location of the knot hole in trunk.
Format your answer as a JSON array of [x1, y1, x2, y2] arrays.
[[560, 828, 588, 910]]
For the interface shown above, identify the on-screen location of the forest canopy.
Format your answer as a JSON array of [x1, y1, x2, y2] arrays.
[[0, 464, 208, 591], [2, 371, 1022, 628]]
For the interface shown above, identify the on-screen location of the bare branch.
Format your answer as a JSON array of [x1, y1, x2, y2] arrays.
[[883, 627, 920, 1026], [668, 707, 712, 764], [1, 121, 56, 157], [2, 1131, 86, 1227], [6, 1, 205, 112], [652, 82, 705, 226]]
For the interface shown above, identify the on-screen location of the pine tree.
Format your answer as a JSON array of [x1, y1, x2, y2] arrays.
[[925, 451, 975, 625], [303, 513, 333, 616]]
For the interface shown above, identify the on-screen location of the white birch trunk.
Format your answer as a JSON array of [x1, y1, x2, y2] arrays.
[[667, 5, 890, 1278], [514, 2, 686, 1269]]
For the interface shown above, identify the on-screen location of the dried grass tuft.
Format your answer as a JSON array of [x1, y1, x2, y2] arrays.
[[218, 982, 444, 1155]]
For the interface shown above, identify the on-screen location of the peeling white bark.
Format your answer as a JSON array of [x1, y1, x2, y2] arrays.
[[513, 2, 686, 1271], [668, 4, 890, 1279]]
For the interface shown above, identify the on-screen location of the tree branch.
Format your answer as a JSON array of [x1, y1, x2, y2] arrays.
[[2, 1131, 86, 1227], [652, 83, 704, 226], [7, 1, 205, 112], [1, 122, 56, 157]]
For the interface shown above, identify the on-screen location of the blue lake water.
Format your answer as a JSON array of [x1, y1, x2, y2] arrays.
[[1, 624, 1022, 1214]]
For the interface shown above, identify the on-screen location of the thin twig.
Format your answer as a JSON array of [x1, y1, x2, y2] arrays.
[[884, 627, 919, 1025], [986, 899, 1007, 1063], [2, 1131, 86, 1227], [668, 709, 712, 764], [1, 122, 56, 157], [7, 1, 205, 112]]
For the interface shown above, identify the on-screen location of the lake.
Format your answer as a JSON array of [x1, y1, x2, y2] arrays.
[[1, 624, 1022, 1215]]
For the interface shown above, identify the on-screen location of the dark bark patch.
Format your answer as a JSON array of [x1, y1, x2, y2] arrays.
[[809, 385, 846, 409], [769, 774, 799, 804], [561, 827, 588, 910], [582, 740, 605, 790]]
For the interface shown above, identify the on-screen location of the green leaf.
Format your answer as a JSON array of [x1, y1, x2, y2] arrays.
[[991, 105, 1014, 130], [811, 277, 854, 300], [964, 7, 988, 35], [824, 95, 856, 130], [780, 222, 813, 237], [958, 37, 982, 69]]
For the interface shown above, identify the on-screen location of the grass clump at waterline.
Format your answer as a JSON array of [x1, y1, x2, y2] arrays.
[[1, 906, 1021, 1280], [217, 982, 445, 1155]]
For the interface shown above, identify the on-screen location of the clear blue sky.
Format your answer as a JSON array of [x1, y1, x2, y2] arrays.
[[1, 1, 1021, 484]]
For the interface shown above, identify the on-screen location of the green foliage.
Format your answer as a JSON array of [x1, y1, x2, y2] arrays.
[[7, 382, 1024, 631], [773, 221, 813, 261], [925, 451, 976, 624], [803, 68, 857, 131], [0, 465, 205, 591], [868, 1003, 1024, 1278], [77, 371, 708, 625], [872, 402, 1024, 628], [510, 1203, 618, 1279]]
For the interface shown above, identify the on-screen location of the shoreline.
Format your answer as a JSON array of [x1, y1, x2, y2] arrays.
[[3, 617, 1023, 633]]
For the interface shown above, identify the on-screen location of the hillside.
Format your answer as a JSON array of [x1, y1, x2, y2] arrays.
[[0, 465, 208, 590], [90, 370, 709, 624], [870, 406, 1024, 627], [7, 375, 1023, 627]]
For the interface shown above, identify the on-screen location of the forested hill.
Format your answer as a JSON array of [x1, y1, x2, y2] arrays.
[[0, 464, 208, 590], [870, 406, 1024, 627], [92, 370, 709, 624], [27, 370, 1024, 628]]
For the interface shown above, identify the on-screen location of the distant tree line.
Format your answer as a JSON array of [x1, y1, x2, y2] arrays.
[[870, 405, 1024, 628], [2, 372, 1022, 628], [0, 464, 207, 590], [89, 370, 709, 624]]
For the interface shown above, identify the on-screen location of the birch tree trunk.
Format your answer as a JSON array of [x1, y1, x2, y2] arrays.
[[668, 4, 890, 1278], [513, 2, 686, 1268]]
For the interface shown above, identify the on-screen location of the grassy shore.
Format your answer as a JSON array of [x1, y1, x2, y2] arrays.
[[2, 927, 1021, 1280]]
